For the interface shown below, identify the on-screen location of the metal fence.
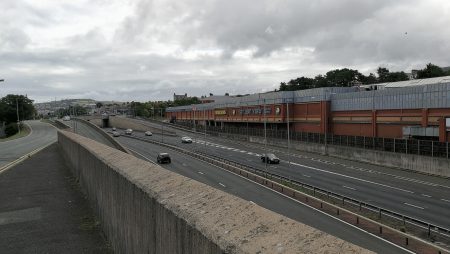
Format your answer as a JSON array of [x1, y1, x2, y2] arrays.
[[176, 122, 450, 159]]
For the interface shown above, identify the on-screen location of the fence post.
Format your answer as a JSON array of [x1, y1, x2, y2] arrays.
[[406, 139, 408, 154], [432, 141, 434, 157]]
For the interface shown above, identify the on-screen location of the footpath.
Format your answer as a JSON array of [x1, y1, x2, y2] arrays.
[[0, 143, 112, 254]]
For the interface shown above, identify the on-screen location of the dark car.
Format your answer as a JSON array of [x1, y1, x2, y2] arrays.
[[261, 153, 280, 164], [157, 153, 171, 164]]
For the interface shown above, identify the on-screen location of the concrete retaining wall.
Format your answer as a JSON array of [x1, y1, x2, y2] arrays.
[[58, 130, 371, 254], [249, 136, 450, 178], [72, 118, 129, 154]]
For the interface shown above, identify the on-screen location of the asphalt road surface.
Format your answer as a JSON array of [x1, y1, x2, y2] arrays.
[[0, 120, 57, 169], [116, 133, 412, 253], [117, 120, 450, 230]]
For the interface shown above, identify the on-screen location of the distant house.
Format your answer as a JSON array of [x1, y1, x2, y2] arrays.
[[173, 93, 189, 101]]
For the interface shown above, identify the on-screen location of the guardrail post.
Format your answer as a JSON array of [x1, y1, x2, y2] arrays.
[[320, 202, 323, 209], [342, 197, 345, 205], [337, 208, 339, 215], [378, 208, 381, 219], [428, 224, 431, 237], [379, 226, 382, 234], [356, 216, 359, 224], [405, 237, 408, 246], [359, 202, 362, 211], [313, 187, 315, 196]]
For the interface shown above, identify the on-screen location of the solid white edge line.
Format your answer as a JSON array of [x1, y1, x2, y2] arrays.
[[440, 199, 450, 203], [127, 147, 157, 165], [160, 143, 416, 253], [119, 128, 417, 253], [219, 182, 226, 188], [211, 162, 416, 253]]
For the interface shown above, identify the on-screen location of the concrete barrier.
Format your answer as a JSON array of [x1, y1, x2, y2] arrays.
[[249, 136, 450, 178], [72, 118, 129, 154], [58, 130, 371, 254]]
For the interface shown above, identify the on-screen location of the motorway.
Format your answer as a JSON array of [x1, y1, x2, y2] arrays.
[[0, 120, 57, 169], [69, 120, 411, 253], [126, 121, 450, 230]]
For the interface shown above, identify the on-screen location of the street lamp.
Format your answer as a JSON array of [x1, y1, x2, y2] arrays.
[[286, 97, 292, 168], [263, 98, 268, 172]]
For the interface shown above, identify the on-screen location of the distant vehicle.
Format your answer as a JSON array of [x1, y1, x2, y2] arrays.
[[157, 153, 171, 164], [145, 131, 153, 136], [261, 153, 280, 164], [112, 131, 120, 137], [63, 116, 70, 121], [125, 129, 133, 135], [181, 136, 192, 143], [112, 127, 116, 131]]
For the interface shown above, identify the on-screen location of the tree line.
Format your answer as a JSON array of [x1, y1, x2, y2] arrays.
[[0, 94, 36, 137], [278, 63, 450, 91]]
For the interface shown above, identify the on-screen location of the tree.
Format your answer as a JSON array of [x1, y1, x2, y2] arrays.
[[325, 68, 361, 87], [377, 67, 408, 83], [416, 63, 446, 79], [0, 94, 35, 124], [96, 102, 103, 108]]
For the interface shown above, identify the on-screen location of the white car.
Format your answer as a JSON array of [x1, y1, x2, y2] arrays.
[[125, 129, 133, 135], [112, 127, 116, 131], [181, 136, 192, 143], [145, 131, 153, 136], [112, 131, 120, 137]]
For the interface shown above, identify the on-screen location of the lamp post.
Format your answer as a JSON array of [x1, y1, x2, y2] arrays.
[[160, 108, 164, 143], [263, 98, 268, 172], [286, 98, 291, 168]]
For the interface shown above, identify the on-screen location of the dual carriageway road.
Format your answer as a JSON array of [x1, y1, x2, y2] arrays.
[[70, 118, 439, 253]]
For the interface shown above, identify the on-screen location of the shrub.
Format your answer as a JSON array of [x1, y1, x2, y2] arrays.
[[5, 122, 18, 136]]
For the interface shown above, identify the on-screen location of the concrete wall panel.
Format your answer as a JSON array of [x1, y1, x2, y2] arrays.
[[58, 130, 371, 254]]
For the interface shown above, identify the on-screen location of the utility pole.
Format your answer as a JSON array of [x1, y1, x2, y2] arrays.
[[16, 97, 20, 134]]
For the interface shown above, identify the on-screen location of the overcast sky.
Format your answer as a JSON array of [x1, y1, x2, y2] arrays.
[[1, 0, 450, 103]]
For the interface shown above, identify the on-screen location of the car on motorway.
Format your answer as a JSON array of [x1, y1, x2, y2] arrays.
[[63, 116, 70, 121], [112, 131, 120, 137], [261, 153, 280, 164], [125, 129, 133, 135], [181, 136, 193, 143], [157, 153, 171, 164], [145, 131, 153, 136], [112, 127, 116, 131]]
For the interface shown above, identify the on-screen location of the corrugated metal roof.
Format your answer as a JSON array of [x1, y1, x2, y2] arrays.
[[378, 76, 450, 89]]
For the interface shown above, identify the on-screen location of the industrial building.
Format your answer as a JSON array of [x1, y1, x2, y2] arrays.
[[166, 76, 450, 142]]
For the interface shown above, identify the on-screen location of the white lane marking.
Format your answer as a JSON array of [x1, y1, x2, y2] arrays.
[[303, 174, 311, 178], [421, 194, 432, 198], [441, 199, 450, 203], [404, 203, 425, 210], [290, 162, 414, 194], [240, 150, 247, 153], [127, 148, 157, 164], [219, 182, 226, 188], [342, 185, 356, 191], [198, 171, 204, 175]]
